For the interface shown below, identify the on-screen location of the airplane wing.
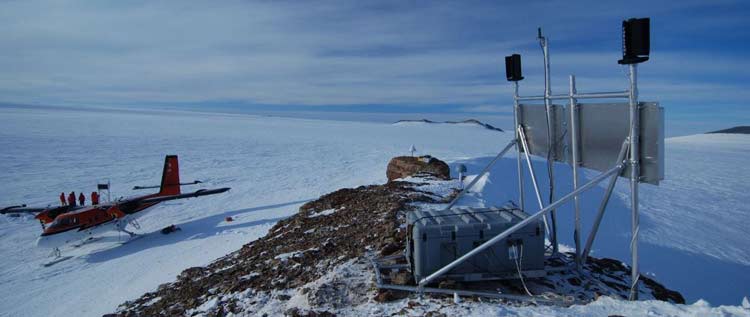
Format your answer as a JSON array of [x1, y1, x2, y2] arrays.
[[132, 180, 203, 190], [1, 205, 48, 214], [138, 187, 230, 204]]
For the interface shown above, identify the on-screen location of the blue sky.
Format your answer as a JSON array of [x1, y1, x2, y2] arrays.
[[0, 1, 748, 135]]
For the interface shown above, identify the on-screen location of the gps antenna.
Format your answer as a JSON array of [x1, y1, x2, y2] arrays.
[[505, 54, 524, 81], [618, 18, 650, 64]]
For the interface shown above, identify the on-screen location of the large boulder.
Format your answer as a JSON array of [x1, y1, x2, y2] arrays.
[[386, 155, 450, 181]]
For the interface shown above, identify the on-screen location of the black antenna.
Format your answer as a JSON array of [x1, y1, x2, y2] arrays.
[[505, 54, 524, 82], [618, 18, 650, 64]]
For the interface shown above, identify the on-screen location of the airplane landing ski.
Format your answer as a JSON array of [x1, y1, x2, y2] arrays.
[[42, 255, 73, 267]]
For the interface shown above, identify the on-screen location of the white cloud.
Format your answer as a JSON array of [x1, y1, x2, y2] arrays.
[[0, 0, 746, 112], [461, 104, 513, 113]]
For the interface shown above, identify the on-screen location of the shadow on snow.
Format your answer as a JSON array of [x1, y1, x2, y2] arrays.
[[84, 199, 312, 264]]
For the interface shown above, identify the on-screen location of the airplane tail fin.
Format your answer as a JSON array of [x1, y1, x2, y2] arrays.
[[159, 155, 181, 196]]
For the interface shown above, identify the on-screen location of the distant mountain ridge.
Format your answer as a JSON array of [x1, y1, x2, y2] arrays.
[[394, 119, 504, 132], [707, 126, 750, 134]]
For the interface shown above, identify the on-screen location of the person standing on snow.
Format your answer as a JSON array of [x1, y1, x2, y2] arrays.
[[91, 191, 99, 205], [59, 192, 66, 206], [78, 192, 85, 206], [68, 191, 76, 207]]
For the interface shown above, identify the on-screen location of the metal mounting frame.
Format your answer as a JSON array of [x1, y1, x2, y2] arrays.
[[412, 28, 663, 301], [371, 255, 583, 306]]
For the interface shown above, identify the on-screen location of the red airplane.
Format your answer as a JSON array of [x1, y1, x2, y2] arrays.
[[27, 155, 229, 254]]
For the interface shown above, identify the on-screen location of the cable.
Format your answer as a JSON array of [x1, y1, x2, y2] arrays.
[[513, 244, 533, 296]]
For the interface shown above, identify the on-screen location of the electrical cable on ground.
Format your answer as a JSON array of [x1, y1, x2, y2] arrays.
[[514, 244, 533, 296]]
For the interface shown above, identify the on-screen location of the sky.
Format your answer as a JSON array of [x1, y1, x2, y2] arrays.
[[0, 0, 748, 136]]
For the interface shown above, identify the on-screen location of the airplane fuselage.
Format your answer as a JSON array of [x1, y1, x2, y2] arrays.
[[32, 155, 229, 251], [35, 196, 159, 249]]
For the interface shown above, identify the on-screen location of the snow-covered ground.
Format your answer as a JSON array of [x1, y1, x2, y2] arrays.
[[0, 106, 748, 316], [223, 259, 749, 317], [0, 106, 510, 316]]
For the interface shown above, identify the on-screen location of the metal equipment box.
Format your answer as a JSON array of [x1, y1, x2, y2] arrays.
[[406, 206, 545, 283]]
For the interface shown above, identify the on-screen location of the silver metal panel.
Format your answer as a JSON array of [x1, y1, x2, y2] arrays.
[[638, 102, 665, 184], [518, 102, 664, 185], [517, 104, 567, 161]]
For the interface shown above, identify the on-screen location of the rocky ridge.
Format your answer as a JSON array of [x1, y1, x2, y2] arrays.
[[115, 166, 683, 316], [393, 119, 504, 132], [707, 126, 750, 134], [116, 176, 454, 316]]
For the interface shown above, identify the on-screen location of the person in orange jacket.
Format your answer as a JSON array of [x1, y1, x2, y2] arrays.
[[91, 191, 99, 205], [68, 191, 76, 207], [59, 192, 66, 206], [78, 192, 86, 206]]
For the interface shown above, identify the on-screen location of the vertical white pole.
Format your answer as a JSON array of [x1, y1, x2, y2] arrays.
[[569, 75, 582, 271], [513, 82, 525, 211], [628, 64, 641, 300], [540, 30, 558, 254]]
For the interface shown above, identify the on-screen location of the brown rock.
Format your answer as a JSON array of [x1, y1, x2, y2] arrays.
[[386, 156, 450, 181], [374, 290, 397, 302], [379, 242, 401, 256], [373, 289, 409, 303], [437, 279, 459, 289], [391, 272, 413, 285], [285, 308, 337, 317]]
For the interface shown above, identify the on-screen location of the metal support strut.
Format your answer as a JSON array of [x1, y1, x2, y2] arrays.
[[518, 126, 552, 240], [582, 140, 630, 263], [446, 140, 516, 209], [627, 64, 641, 300], [513, 82, 525, 211], [569, 75, 582, 271]]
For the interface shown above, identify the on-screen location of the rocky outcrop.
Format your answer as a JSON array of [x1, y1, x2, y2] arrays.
[[707, 126, 750, 134], [394, 119, 504, 132], [116, 177, 454, 316], [386, 156, 450, 181], [115, 156, 684, 316]]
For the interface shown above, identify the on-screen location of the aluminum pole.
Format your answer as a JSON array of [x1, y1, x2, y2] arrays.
[[628, 63, 641, 301], [515, 91, 629, 101], [582, 140, 629, 263], [573, 91, 630, 99], [418, 164, 624, 287], [569, 75, 582, 271], [539, 29, 559, 254], [546, 105, 559, 254], [446, 140, 516, 209], [513, 82, 525, 211]]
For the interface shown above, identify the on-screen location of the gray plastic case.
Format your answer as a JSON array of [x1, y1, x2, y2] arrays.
[[406, 206, 545, 283]]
